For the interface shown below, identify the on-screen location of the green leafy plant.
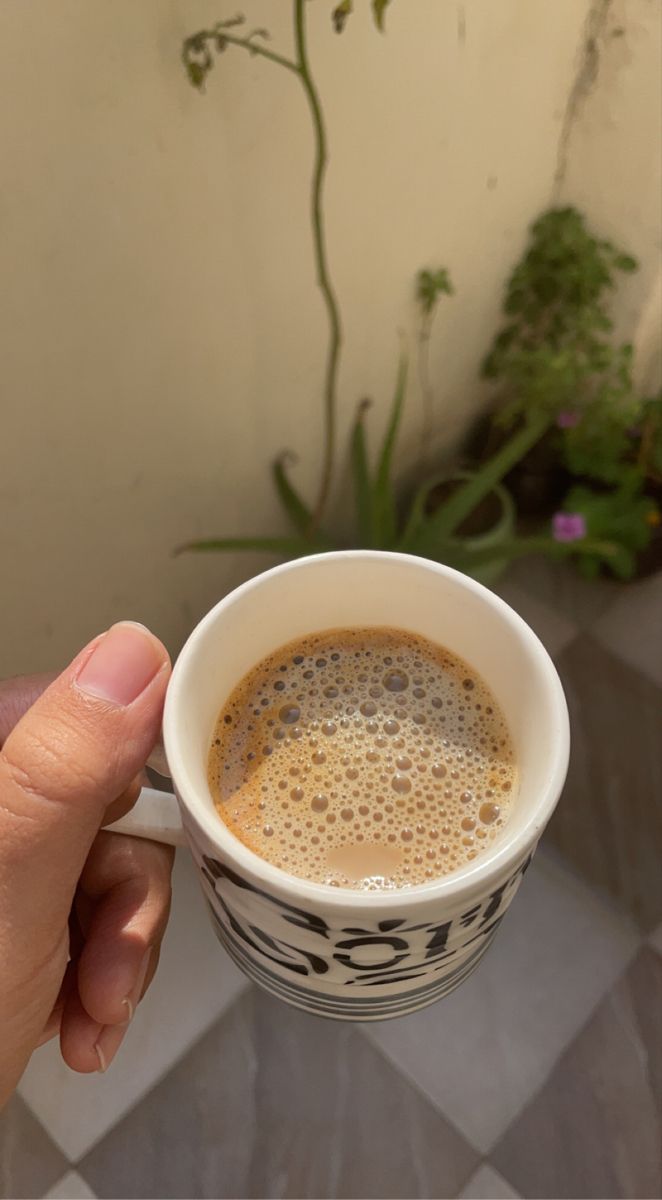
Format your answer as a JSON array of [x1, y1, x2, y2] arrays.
[[483, 207, 638, 426], [556, 483, 658, 580], [482, 205, 642, 491], [175, 13, 634, 582], [638, 393, 662, 483], [480, 206, 660, 578]]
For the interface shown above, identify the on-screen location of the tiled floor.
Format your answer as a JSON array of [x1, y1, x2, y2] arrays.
[[1, 563, 660, 1199]]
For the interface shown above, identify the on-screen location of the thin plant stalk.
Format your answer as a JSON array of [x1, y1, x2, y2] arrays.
[[417, 308, 434, 472], [293, 0, 342, 530], [182, 3, 342, 534]]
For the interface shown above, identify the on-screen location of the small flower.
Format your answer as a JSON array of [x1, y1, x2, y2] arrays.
[[553, 512, 587, 542], [646, 508, 661, 527], [557, 409, 581, 429]]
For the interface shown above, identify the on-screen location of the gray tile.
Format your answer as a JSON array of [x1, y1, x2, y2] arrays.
[[492, 948, 662, 1199], [45, 1171, 97, 1199], [593, 571, 662, 687], [81, 987, 477, 1199], [367, 847, 639, 1153], [0, 1094, 69, 1200], [548, 635, 662, 930], [505, 556, 618, 630], [458, 1164, 520, 1199], [492, 578, 577, 659]]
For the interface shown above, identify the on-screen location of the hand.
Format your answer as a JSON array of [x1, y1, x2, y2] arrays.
[[0, 622, 173, 1107]]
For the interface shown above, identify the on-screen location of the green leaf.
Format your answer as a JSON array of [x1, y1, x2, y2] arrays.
[[576, 555, 601, 580], [613, 253, 638, 273], [172, 536, 327, 558], [424, 411, 550, 542], [272, 454, 313, 535], [372, 0, 392, 32], [332, 0, 353, 32], [416, 267, 454, 316], [373, 354, 407, 546], [186, 60, 207, 90], [350, 400, 374, 546]]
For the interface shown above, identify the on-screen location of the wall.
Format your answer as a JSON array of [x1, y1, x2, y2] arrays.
[[0, 0, 660, 676]]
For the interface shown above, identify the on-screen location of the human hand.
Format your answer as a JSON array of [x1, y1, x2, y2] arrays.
[[0, 622, 173, 1107]]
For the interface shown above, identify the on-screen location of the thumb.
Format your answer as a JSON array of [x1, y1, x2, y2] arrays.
[[0, 621, 170, 970]]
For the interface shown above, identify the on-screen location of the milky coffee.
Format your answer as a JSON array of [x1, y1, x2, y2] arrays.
[[207, 627, 517, 890]]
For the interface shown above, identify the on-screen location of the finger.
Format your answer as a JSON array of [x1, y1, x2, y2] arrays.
[[102, 769, 149, 828], [59, 940, 163, 1075], [0, 623, 170, 960], [36, 961, 77, 1048], [76, 831, 174, 1026], [0, 672, 58, 747], [0, 622, 170, 1099], [59, 983, 116, 1074]]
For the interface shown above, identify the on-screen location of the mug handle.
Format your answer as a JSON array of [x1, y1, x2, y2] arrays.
[[106, 786, 187, 847]]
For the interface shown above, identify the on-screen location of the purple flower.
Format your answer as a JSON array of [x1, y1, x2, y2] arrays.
[[553, 512, 587, 542], [557, 409, 581, 429]]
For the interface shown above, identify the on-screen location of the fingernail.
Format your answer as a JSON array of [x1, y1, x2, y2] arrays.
[[95, 1021, 129, 1073], [76, 622, 168, 707], [121, 948, 152, 1023]]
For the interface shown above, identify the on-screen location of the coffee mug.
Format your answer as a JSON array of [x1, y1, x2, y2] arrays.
[[109, 551, 569, 1020]]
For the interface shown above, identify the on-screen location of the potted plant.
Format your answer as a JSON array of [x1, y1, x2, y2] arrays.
[[176, 6, 653, 584], [474, 207, 661, 580]]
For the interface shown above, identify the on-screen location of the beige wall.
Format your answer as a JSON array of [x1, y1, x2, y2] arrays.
[[1, 0, 660, 676]]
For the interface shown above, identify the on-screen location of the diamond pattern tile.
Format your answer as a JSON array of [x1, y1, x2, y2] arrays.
[[547, 636, 662, 930], [45, 1171, 97, 1199], [592, 572, 662, 687], [504, 556, 619, 630], [492, 948, 662, 1198], [0, 1095, 68, 1200], [3, 559, 659, 1198], [80, 987, 478, 1200], [492, 577, 577, 660], [458, 1163, 521, 1199], [18, 850, 247, 1161], [367, 846, 639, 1152]]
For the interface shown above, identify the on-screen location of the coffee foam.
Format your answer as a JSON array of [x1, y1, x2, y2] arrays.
[[208, 628, 517, 890]]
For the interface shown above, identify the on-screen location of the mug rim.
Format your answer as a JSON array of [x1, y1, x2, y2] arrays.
[[163, 550, 570, 909]]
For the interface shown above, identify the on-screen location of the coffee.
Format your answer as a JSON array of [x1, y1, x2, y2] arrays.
[[207, 627, 516, 890]]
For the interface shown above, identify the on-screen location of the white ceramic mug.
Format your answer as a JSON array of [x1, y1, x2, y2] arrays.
[[110, 551, 569, 1021]]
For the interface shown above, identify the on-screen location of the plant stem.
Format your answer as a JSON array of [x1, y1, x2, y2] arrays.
[[293, 0, 342, 530], [418, 311, 434, 472], [216, 32, 300, 73], [429, 409, 552, 539]]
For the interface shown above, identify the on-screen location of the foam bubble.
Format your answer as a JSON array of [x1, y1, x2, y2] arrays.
[[208, 627, 517, 890]]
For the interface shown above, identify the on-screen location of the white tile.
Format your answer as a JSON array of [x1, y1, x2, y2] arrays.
[[19, 850, 248, 1161], [592, 572, 662, 686], [458, 1163, 521, 1199], [367, 846, 640, 1153], [45, 1169, 97, 1199], [492, 580, 577, 660]]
